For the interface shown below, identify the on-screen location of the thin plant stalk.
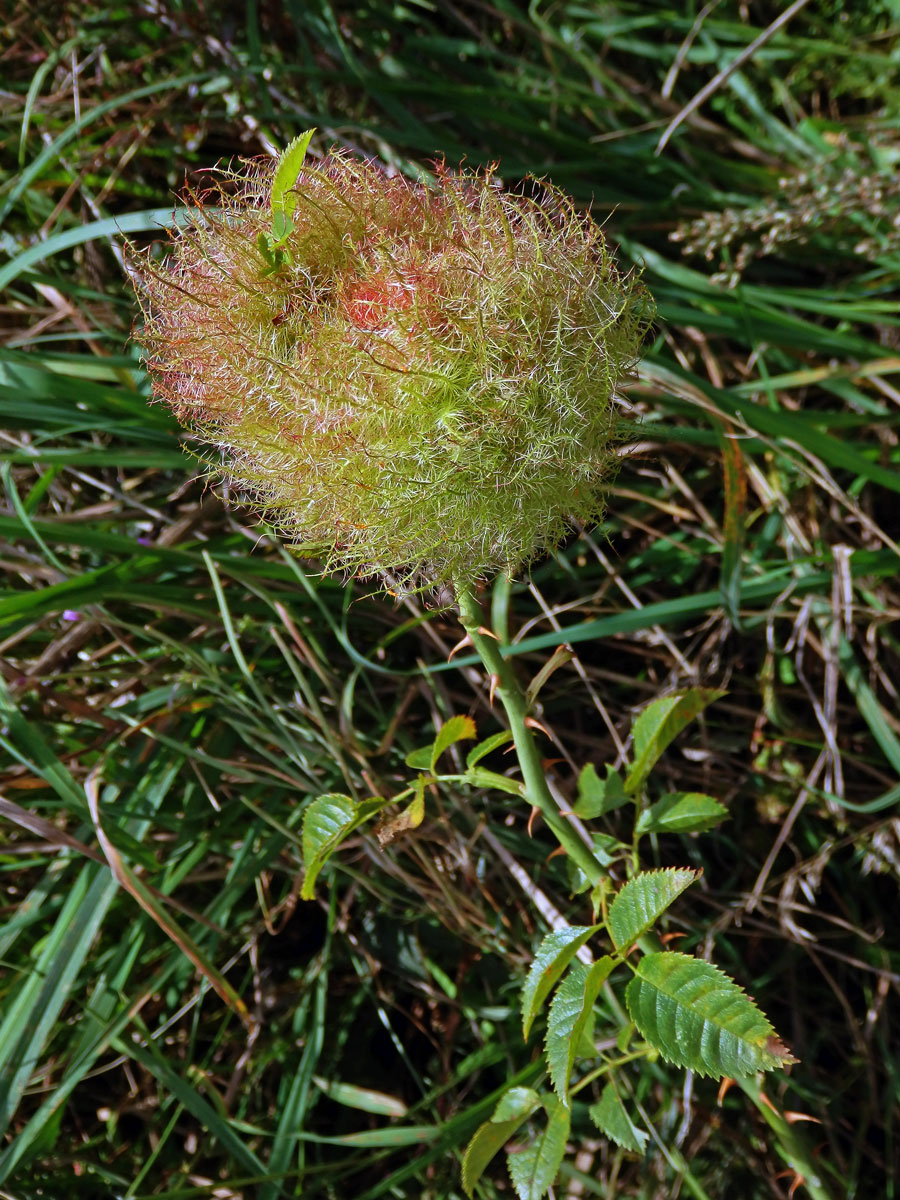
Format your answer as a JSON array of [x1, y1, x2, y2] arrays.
[[456, 583, 603, 886]]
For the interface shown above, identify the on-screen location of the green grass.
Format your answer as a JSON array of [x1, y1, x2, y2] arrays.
[[1, 1, 899, 1196]]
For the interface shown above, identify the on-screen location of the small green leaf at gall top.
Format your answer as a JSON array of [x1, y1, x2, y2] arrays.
[[431, 714, 477, 770], [589, 1082, 649, 1155], [625, 951, 798, 1079], [635, 792, 728, 835], [521, 925, 600, 1039], [546, 958, 615, 1102], [507, 1096, 570, 1200], [625, 688, 726, 795], [607, 868, 699, 952], [270, 128, 315, 217], [574, 763, 628, 818]]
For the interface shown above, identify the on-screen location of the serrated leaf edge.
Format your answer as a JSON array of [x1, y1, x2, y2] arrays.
[[545, 957, 613, 1103], [506, 1099, 570, 1200], [520, 925, 599, 1039], [624, 950, 797, 1079], [462, 1115, 530, 1198], [607, 867, 699, 951], [589, 1082, 649, 1155]]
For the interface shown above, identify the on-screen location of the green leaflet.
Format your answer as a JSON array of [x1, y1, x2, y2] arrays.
[[507, 1096, 570, 1200], [625, 952, 798, 1079], [462, 1089, 539, 1197], [464, 766, 524, 796], [573, 763, 628, 818], [625, 689, 725, 794], [300, 793, 387, 899], [521, 925, 600, 1039], [464, 1117, 530, 1197], [431, 714, 477, 770], [466, 730, 514, 768], [589, 1082, 649, 1155], [492, 1087, 542, 1122], [404, 745, 433, 770], [635, 792, 728, 836], [545, 958, 615, 1102], [607, 868, 699, 952], [404, 714, 477, 771]]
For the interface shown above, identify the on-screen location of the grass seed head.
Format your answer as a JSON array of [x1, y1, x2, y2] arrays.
[[133, 151, 652, 592]]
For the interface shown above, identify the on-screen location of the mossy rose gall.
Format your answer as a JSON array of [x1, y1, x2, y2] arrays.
[[133, 139, 651, 591]]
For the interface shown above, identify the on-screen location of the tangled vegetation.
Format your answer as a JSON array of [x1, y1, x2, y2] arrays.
[[1, 1, 898, 1198]]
